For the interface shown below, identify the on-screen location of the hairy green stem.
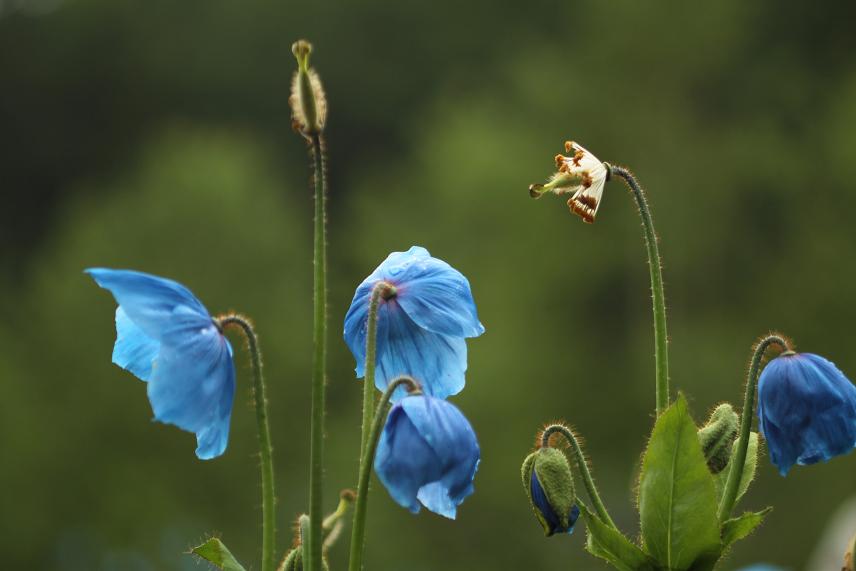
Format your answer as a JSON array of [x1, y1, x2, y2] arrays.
[[541, 424, 617, 531], [308, 133, 328, 571], [349, 376, 421, 571], [610, 165, 670, 415], [219, 315, 276, 571], [718, 333, 790, 520], [360, 282, 395, 457]]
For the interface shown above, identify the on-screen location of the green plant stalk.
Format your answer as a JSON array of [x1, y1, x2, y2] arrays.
[[718, 334, 790, 521], [308, 133, 328, 571], [361, 283, 391, 458], [219, 315, 276, 571], [610, 165, 670, 415], [541, 424, 617, 531], [348, 376, 420, 571]]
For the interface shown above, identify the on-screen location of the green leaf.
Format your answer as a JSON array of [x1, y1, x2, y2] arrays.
[[580, 504, 658, 571], [715, 432, 759, 508], [721, 508, 772, 548], [639, 395, 722, 570], [191, 538, 247, 571]]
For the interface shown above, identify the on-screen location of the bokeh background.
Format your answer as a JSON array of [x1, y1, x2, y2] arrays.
[[2, 0, 855, 569]]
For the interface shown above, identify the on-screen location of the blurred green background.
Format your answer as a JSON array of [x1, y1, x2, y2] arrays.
[[2, 0, 855, 569]]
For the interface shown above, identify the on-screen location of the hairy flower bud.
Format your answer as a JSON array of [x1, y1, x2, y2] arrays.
[[697, 403, 739, 474], [521, 447, 579, 536], [290, 39, 327, 135]]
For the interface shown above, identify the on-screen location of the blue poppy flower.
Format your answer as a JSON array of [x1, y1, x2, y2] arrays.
[[374, 394, 480, 519], [757, 352, 856, 475], [86, 268, 235, 460], [343, 246, 484, 399]]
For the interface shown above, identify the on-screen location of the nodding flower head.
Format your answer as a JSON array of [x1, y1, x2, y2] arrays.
[[86, 268, 236, 460], [374, 394, 480, 519], [521, 447, 579, 536], [529, 140, 609, 223], [343, 246, 484, 400], [757, 352, 856, 475]]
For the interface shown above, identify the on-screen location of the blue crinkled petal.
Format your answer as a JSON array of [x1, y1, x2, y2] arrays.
[[566, 504, 581, 534], [758, 353, 856, 475], [146, 321, 236, 460], [375, 303, 468, 400], [343, 280, 373, 378], [112, 307, 160, 381], [374, 403, 442, 513], [86, 268, 211, 341], [401, 396, 479, 516], [382, 247, 483, 339]]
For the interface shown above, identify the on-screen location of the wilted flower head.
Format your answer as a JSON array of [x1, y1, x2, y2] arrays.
[[529, 140, 609, 223], [374, 394, 480, 519], [343, 246, 484, 400], [521, 447, 580, 536], [757, 352, 856, 475], [86, 268, 235, 460]]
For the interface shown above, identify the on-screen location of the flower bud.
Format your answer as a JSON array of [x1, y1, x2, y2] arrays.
[[521, 447, 579, 536], [697, 403, 739, 474], [290, 39, 327, 135]]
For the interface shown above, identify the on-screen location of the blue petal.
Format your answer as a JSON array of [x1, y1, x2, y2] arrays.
[[374, 403, 442, 513], [86, 268, 211, 340], [343, 279, 372, 378], [401, 396, 480, 515], [530, 471, 561, 534], [374, 396, 480, 519], [112, 307, 160, 381], [380, 247, 483, 339], [758, 353, 856, 475], [147, 322, 236, 460], [567, 504, 581, 534], [375, 303, 468, 400]]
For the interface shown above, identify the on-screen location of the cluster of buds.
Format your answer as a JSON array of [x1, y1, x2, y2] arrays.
[[528, 141, 610, 223]]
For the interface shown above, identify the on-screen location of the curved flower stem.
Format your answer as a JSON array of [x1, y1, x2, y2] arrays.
[[349, 376, 421, 571], [718, 333, 791, 521], [360, 282, 395, 457], [541, 424, 617, 531], [219, 315, 276, 571], [308, 132, 329, 571], [609, 165, 670, 415]]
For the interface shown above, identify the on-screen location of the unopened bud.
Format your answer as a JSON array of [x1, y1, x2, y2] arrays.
[[697, 403, 739, 474], [521, 447, 579, 536], [290, 39, 327, 135]]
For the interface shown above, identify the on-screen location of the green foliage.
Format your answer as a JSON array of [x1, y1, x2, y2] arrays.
[[721, 508, 772, 549], [638, 395, 721, 570], [579, 505, 657, 571], [191, 538, 247, 571], [715, 432, 759, 509]]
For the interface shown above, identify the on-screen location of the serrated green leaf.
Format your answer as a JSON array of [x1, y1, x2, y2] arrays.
[[715, 432, 759, 509], [191, 538, 247, 571], [580, 504, 658, 571], [639, 395, 722, 570], [721, 508, 771, 548]]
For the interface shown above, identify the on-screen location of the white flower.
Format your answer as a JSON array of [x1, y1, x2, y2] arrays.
[[529, 141, 609, 223]]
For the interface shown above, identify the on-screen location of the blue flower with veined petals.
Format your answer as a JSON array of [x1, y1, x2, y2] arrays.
[[374, 394, 480, 519], [343, 246, 484, 399], [757, 352, 856, 475], [86, 268, 236, 460]]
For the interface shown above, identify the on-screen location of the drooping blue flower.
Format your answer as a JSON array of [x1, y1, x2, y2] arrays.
[[757, 352, 856, 475], [374, 394, 480, 519], [86, 268, 235, 460], [343, 246, 484, 399]]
